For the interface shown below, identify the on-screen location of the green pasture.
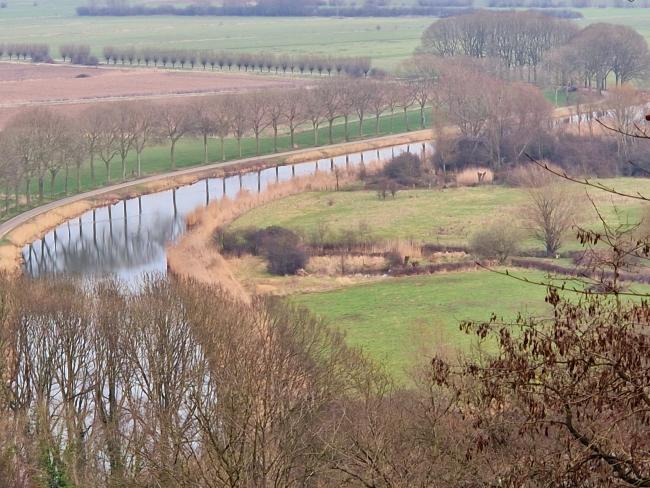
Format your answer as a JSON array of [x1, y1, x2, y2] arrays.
[[0, 0, 432, 70], [230, 179, 650, 254], [2, 0, 650, 71], [292, 269, 555, 380]]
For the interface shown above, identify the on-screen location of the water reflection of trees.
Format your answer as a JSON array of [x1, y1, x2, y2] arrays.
[[24, 213, 184, 277], [22, 143, 416, 281]]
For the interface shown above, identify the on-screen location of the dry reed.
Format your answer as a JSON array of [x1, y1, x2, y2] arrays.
[[168, 161, 387, 299], [455, 167, 494, 187]]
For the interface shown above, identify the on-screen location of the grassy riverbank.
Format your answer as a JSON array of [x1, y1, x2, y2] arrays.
[[0, 109, 430, 225]]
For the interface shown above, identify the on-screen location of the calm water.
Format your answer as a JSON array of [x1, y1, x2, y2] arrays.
[[23, 143, 425, 283]]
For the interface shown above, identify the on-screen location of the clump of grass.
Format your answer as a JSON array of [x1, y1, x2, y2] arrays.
[[455, 167, 493, 187], [306, 255, 387, 276]]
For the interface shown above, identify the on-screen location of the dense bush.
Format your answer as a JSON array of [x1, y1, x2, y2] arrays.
[[216, 226, 307, 275], [382, 153, 425, 186], [469, 222, 522, 263]]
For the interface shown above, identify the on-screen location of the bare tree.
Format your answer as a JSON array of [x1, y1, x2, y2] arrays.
[[247, 92, 270, 156], [281, 88, 305, 149], [227, 95, 250, 158], [157, 102, 194, 170], [131, 102, 158, 177], [266, 90, 285, 153], [193, 97, 219, 164], [520, 165, 579, 256]]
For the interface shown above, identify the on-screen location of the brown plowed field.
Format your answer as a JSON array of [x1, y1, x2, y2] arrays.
[[0, 62, 306, 127]]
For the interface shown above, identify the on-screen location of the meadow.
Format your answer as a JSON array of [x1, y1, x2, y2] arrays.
[[291, 269, 554, 379], [0, 0, 433, 70], [230, 178, 650, 253], [2, 0, 650, 70]]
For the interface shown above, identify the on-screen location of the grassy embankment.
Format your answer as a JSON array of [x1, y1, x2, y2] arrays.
[[228, 178, 650, 377], [231, 178, 650, 253], [0, 109, 431, 224]]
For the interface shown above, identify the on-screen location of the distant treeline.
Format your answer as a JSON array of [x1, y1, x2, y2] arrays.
[[76, 4, 475, 17], [98, 46, 374, 76], [0, 43, 50, 62]]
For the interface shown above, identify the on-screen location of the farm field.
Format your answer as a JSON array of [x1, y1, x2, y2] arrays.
[[230, 179, 650, 254], [291, 269, 554, 380], [0, 62, 304, 105], [0, 0, 433, 70], [0, 62, 307, 127], [2, 0, 650, 70]]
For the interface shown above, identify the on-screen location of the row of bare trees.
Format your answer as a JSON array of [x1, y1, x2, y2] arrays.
[[0, 78, 431, 213], [546, 22, 650, 90], [2, 249, 650, 487], [420, 10, 577, 81], [0, 43, 50, 62], [100, 45, 374, 76], [59, 43, 97, 65]]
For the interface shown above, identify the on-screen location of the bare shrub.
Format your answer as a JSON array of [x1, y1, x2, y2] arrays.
[[469, 220, 522, 263], [506, 162, 564, 187], [518, 165, 581, 256]]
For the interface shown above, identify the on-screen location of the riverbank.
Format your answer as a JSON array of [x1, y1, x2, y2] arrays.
[[0, 129, 430, 274], [166, 161, 385, 301]]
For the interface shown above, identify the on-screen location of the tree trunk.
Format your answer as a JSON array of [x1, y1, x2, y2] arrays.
[[238, 138, 242, 158], [106, 163, 111, 183], [273, 127, 278, 153], [328, 120, 334, 144], [90, 153, 95, 186], [76, 166, 81, 193], [313, 123, 319, 145], [203, 134, 209, 164], [137, 151, 142, 177], [220, 137, 225, 162], [170, 141, 176, 170], [121, 156, 127, 181], [25, 179, 31, 206], [38, 176, 44, 202], [404, 108, 410, 131], [344, 115, 349, 141], [375, 115, 380, 135]]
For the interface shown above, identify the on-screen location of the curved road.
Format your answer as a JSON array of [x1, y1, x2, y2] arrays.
[[0, 130, 430, 240]]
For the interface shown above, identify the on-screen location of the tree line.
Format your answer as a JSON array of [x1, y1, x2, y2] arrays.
[[1, 247, 650, 487], [0, 41, 374, 77], [546, 22, 650, 90], [76, 0, 475, 17], [0, 78, 431, 214], [99, 46, 374, 77], [0, 43, 50, 62], [420, 10, 650, 86]]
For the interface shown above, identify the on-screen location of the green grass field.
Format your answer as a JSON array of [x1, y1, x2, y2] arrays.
[[231, 179, 650, 253], [292, 269, 555, 379], [2, 0, 650, 70], [0, 0, 433, 69]]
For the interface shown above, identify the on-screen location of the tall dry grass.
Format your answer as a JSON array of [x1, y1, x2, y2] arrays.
[[455, 167, 494, 187], [168, 162, 386, 299]]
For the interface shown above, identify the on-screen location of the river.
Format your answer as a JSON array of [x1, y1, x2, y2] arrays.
[[23, 142, 426, 283]]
